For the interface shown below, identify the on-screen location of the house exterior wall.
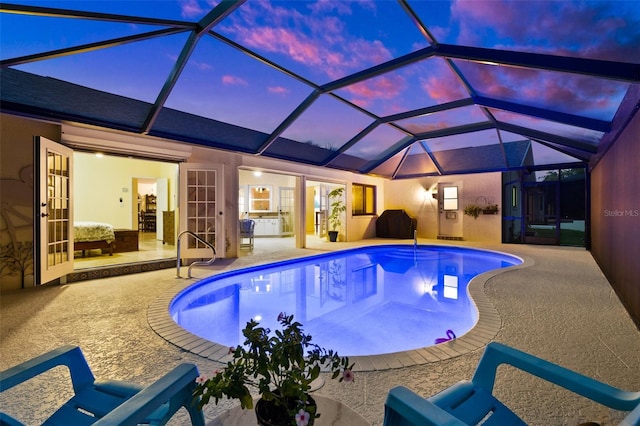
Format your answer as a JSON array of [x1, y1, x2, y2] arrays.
[[384, 173, 502, 242], [1, 115, 390, 291], [590, 110, 640, 326]]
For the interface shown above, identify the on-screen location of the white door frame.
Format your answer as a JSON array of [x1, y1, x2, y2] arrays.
[[179, 163, 226, 259], [38, 136, 74, 284]]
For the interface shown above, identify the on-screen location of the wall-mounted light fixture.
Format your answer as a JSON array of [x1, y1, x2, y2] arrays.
[[253, 170, 262, 177]]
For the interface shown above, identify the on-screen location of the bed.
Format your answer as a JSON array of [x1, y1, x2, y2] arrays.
[[74, 222, 116, 257]]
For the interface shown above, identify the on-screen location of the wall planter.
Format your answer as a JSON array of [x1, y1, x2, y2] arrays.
[[464, 203, 499, 218], [482, 204, 499, 215]]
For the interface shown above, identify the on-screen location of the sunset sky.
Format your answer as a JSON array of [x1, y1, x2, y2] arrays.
[[2, 0, 638, 175]]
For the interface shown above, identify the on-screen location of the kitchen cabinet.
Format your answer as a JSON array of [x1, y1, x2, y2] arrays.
[[253, 218, 281, 236]]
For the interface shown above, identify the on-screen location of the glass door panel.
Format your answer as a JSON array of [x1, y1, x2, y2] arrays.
[[39, 137, 74, 283], [523, 183, 559, 244], [279, 187, 294, 236], [180, 164, 225, 258]]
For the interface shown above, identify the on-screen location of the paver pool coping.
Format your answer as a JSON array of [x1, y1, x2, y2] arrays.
[[147, 248, 533, 372]]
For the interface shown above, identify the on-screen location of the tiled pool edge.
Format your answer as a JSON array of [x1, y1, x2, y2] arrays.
[[147, 254, 534, 372]]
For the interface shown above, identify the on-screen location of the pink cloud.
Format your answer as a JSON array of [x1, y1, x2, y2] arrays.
[[429, 26, 450, 43], [458, 61, 622, 117], [222, 0, 396, 81], [307, 0, 355, 16], [222, 75, 248, 86], [403, 121, 448, 134], [449, 0, 640, 62], [419, 60, 468, 102], [232, 25, 324, 67], [307, 0, 376, 16], [344, 74, 406, 107], [268, 86, 290, 95], [192, 60, 212, 71], [179, 0, 204, 19]]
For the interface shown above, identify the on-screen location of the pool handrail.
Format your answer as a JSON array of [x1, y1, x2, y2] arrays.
[[176, 230, 216, 278]]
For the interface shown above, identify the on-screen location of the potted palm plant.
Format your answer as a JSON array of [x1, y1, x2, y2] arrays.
[[193, 313, 354, 426], [327, 187, 345, 242]]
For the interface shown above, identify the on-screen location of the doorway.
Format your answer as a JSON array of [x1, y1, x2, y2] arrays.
[[503, 168, 586, 246], [72, 152, 178, 269], [437, 182, 463, 239], [238, 170, 297, 256]]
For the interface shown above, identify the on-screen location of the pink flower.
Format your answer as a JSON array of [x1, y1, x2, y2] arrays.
[[277, 312, 286, 321], [195, 374, 207, 384], [228, 346, 236, 354], [295, 409, 310, 426], [342, 369, 354, 382]]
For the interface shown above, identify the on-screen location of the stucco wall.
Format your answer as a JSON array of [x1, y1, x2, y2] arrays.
[[590, 110, 640, 326], [0, 114, 60, 290], [384, 173, 502, 242]]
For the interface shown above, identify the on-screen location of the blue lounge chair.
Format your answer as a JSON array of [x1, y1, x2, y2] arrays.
[[0, 345, 204, 426], [384, 342, 640, 426]]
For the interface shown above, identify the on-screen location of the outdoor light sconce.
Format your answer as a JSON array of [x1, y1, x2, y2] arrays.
[[425, 186, 438, 201]]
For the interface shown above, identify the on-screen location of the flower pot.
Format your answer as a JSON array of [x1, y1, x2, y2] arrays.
[[255, 394, 316, 426], [328, 231, 338, 242]]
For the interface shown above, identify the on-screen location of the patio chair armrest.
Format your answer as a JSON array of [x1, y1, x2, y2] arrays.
[[0, 412, 24, 426], [93, 363, 204, 426], [384, 386, 467, 426], [0, 345, 94, 393], [472, 342, 640, 411], [621, 401, 640, 426]]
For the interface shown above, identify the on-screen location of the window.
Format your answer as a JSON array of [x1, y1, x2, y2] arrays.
[[443, 186, 458, 211], [352, 183, 376, 215], [249, 185, 271, 212]]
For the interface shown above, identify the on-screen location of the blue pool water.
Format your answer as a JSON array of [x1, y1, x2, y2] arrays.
[[170, 245, 521, 356]]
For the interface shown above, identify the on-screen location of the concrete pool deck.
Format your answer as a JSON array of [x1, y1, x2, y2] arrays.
[[1, 240, 639, 425]]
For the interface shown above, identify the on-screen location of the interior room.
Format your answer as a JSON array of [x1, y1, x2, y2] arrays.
[[72, 152, 178, 269]]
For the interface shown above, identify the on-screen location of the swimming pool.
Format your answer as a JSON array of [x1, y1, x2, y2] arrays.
[[170, 245, 522, 356]]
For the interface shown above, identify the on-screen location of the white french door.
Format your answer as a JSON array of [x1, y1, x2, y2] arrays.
[[38, 137, 74, 283], [279, 187, 294, 236], [179, 163, 225, 258]]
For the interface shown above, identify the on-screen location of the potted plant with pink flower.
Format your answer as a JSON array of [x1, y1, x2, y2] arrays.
[[193, 312, 354, 426]]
